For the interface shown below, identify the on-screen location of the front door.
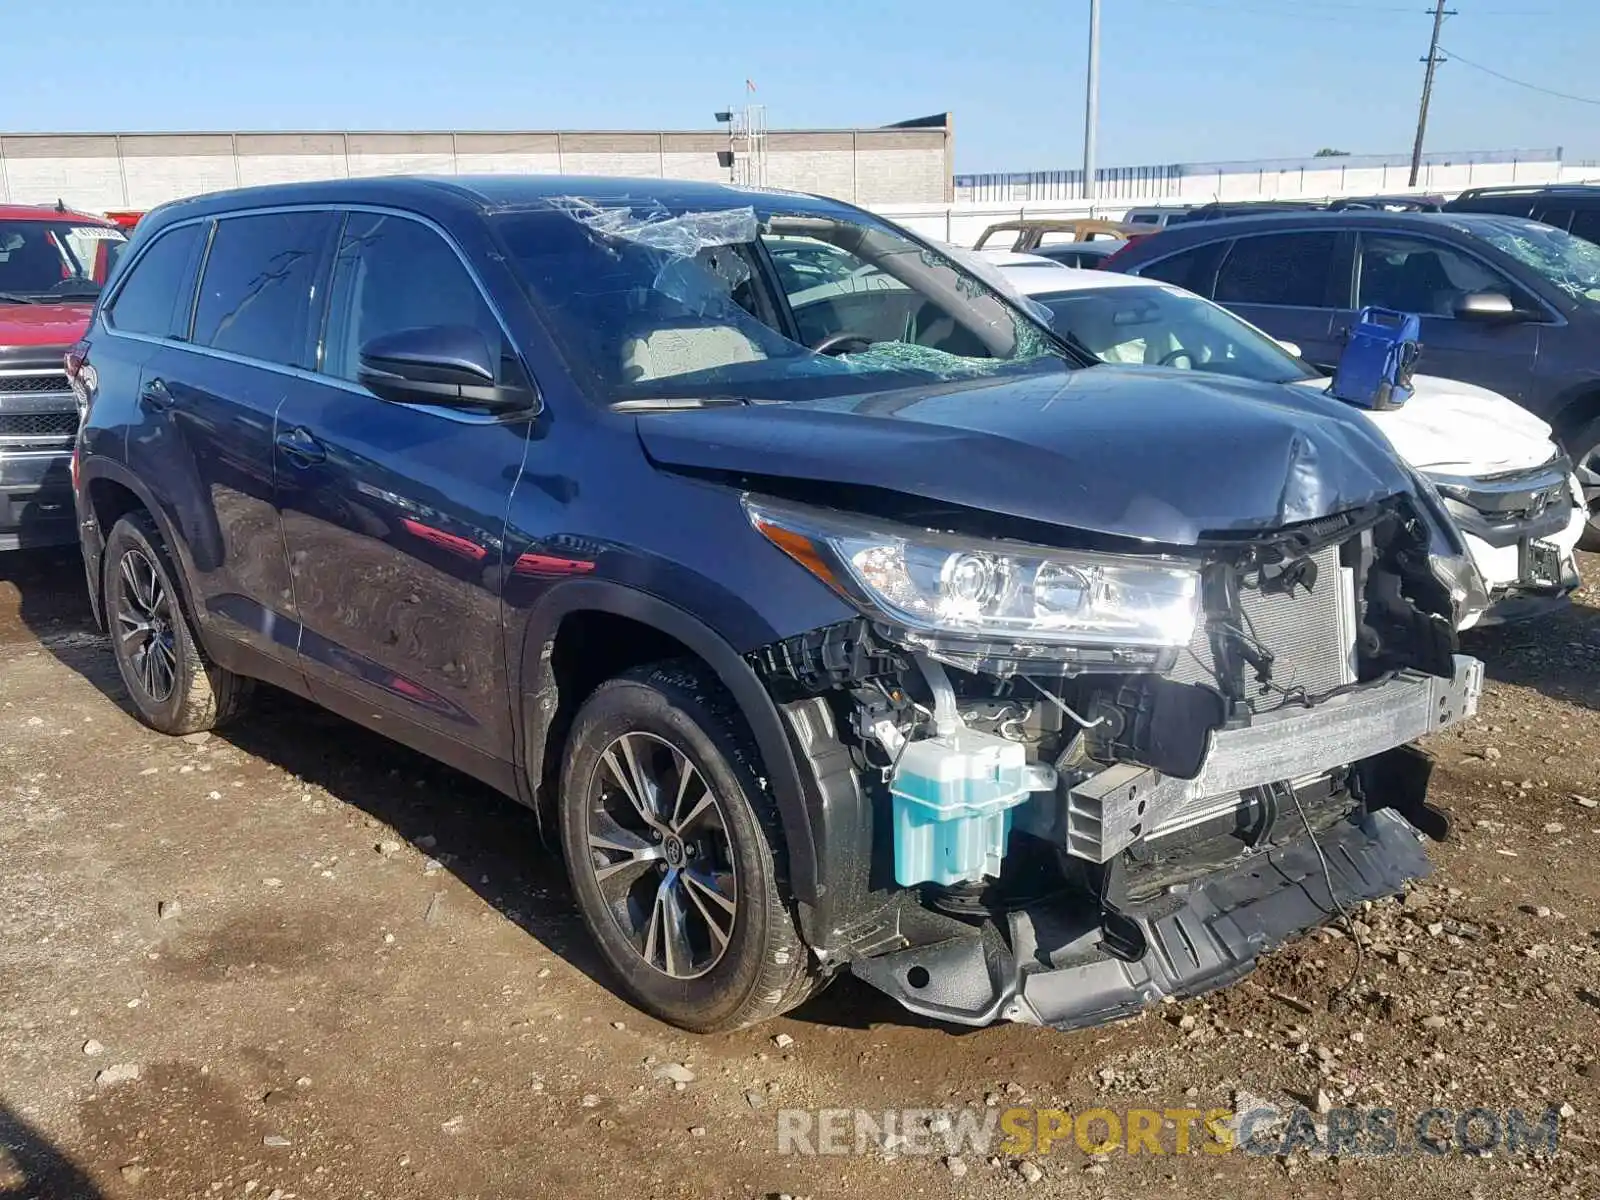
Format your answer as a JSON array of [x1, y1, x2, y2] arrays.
[[274, 211, 531, 765], [1343, 231, 1543, 405]]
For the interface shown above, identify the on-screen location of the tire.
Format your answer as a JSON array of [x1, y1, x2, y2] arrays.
[[1563, 413, 1600, 552], [102, 511, 251, 735], [558, 659, 816, 1033]]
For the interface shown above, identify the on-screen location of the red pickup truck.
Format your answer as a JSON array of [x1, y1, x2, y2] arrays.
[[0, 204, 127, 550]]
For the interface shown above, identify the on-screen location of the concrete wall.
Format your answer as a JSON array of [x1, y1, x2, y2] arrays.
[[0, 124, 953, 211]]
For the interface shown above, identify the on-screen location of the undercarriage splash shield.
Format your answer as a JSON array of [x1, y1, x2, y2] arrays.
[[849, 807, 1431, 1030]]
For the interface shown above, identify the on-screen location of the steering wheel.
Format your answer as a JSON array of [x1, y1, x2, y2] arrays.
[[45, 277, 98, 295], [811, 331, 875, 356], [1158, 348, 1195, 368]]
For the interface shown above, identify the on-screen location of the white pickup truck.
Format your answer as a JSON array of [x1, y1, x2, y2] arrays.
[[987, 252, 1584, 628]]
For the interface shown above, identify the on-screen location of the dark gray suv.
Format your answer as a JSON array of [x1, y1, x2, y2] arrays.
[[1104, 211, 1600, 545]]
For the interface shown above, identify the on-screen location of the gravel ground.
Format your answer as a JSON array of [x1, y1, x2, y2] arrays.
[[0, 546, 1596, 1199]]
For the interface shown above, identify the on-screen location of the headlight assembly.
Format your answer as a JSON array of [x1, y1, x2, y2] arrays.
[[744, 496, 1201, 672]]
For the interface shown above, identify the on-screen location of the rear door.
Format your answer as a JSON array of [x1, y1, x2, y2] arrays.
[[1566, 207, 1600, 247], [273, 210, 531, 769], [1209, 230, 1346, 369], [1530, 203, 1575, 233], [1344, 230, 1543, 405], [128, 209, 338, 667]]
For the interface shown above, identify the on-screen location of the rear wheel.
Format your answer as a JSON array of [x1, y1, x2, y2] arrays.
[[558, 660, 816, 1032], [1564, 414, 1600, 552], [102, 511, 251, 735]]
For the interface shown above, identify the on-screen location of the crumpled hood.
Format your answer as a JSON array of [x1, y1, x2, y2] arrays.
[[635, 368, 1420, 546], [1297, 374, 1558, 475]]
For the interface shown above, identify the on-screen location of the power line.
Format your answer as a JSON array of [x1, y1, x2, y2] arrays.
[[1439, 46, 1600, 106]]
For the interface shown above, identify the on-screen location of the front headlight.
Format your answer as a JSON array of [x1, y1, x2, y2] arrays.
[[745, 496, 1200, 671]]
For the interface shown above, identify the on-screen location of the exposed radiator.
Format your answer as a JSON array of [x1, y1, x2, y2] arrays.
[[1168, 544, 1357, 713]]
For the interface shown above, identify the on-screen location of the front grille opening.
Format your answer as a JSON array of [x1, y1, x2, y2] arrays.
[[0, 411, 79, 438], [0, 373, 71, 394]]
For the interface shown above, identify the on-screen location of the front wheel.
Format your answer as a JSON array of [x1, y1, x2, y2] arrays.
[[558, 660, 817, 1032], [102, 511, 251, 735]]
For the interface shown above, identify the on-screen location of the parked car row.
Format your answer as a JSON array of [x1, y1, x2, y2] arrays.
[[1100, 201, 1600, 549], [979, 250, 1585, 625]]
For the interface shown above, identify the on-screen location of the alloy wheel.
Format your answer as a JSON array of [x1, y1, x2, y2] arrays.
[[584, 732, 738, 979], [114, 548, 178, 703]]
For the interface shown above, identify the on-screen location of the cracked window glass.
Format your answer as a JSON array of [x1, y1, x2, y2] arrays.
[[1459, 216, 1600, 308], [493, 199, 1073, 404]]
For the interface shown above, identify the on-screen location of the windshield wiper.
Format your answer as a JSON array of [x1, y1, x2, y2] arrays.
[[0, 292, 46, 305], [610, 396, 752, 412], [1053, 328, 1101, 363]]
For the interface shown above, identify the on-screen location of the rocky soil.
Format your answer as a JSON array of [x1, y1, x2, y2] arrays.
[[1, 547, 1596, 1199]]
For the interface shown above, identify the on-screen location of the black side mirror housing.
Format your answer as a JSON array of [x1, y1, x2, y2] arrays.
[[1452, 291, 1524, 322], [357, 326, 537, 413]]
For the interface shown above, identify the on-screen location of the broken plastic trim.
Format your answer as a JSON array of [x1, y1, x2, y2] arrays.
[[550, 197, 758, 260], [550, 197, 759, 315]]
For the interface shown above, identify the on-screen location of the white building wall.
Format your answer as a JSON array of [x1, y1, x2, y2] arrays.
[[121, 135, 239, 207], [235, 133, 350, 186], [454, 133, 561, 175], [1, 135, 125, 210]]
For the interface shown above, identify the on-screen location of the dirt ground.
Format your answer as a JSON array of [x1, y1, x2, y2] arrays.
[[1, 546, 1596, 1200]]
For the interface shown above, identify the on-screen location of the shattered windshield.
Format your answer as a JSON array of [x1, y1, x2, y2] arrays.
[[1461, 216, 1600, 308], [492, 198, 1071, 404]]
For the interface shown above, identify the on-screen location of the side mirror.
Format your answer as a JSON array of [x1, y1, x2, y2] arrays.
[[1453, 292, 1522, 322], [357, 326, 536, 413], [1274, 338, 1303, 359]]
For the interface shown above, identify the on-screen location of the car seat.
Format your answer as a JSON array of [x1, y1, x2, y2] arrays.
[[0, 233, 64, 293], [619, 323, 767, 383]]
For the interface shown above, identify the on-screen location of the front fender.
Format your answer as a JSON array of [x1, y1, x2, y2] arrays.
[[515, 577, 825, 908], [77, 455, 198, 635]]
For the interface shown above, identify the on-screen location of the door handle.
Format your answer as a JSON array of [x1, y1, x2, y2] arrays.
[[275, 425, 326, 466], [140, 377, 173, 408]]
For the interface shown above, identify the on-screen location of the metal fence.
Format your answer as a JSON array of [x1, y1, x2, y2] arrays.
[[955, 147, 1565, 205]]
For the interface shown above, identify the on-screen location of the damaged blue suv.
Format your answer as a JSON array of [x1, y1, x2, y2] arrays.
[[72, 177, 1486, 1033]]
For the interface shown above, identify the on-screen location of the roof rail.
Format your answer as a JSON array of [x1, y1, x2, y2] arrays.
[[1454, 183, 1600, 200]]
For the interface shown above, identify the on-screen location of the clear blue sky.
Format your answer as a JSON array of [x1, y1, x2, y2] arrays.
[[10, 0, 1597, 172]]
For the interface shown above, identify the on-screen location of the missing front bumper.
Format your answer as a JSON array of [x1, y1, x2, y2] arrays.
[[1031, 654, 1483, 863], [850, 805, 1432, 1030]]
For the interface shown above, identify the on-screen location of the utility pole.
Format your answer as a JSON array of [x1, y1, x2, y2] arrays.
[[1408, 0, 1452, 187], [1084, 0, 1101, 203]]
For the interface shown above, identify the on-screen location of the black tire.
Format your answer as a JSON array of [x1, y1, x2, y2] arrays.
[[558, 659, 816, 1033], [102, 511, 251, 735], [1563, 414, 1600, 552]]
